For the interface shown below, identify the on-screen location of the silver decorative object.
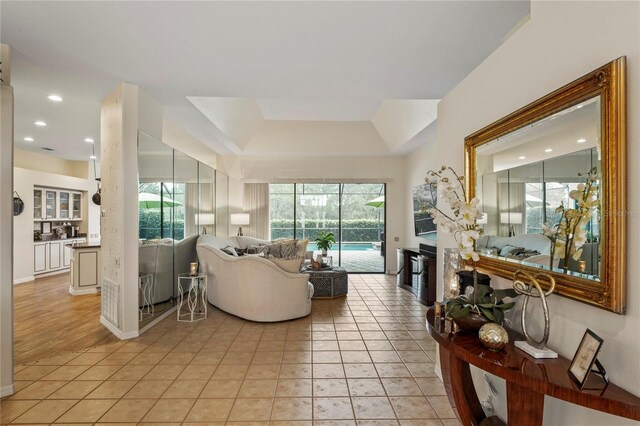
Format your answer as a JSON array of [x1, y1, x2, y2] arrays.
[[443, 248, 462, 299], [479, 323, 509, 351], [512, 270, 558, 358]]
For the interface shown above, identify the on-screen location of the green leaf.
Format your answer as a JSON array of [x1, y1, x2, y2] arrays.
[[492, 288, 519, 300], [479, 306, 494, 321], [448, 306, 471, 319], [473, 285, 493, 300], [493, 309, 504, 325], [496, 301, 516, 311]]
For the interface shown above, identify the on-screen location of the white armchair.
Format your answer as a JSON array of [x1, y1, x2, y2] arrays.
[[196, 236, 313, 322]]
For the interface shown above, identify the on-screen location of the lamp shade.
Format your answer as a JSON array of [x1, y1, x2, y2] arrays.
[[230, 213, 250, 226], [195, 213, 215, 225], [500, 212, 522, 224]]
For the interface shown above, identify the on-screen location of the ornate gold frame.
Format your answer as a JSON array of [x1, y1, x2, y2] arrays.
[[464, 57, 627, 314]]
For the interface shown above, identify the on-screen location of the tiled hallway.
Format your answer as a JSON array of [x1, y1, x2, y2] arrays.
[[2, 274, 459, 425]]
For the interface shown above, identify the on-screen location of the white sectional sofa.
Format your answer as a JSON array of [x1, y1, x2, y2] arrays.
[[196, 235, 314, 322]]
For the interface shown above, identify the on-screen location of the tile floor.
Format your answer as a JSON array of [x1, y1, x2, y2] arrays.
[[1, 274, 460, 425]]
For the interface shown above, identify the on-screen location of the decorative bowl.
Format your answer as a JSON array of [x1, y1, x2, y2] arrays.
[[452, 313, 492, 334]]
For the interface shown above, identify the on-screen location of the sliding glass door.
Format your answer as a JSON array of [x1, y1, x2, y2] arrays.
[[269, 183, 385, 273]]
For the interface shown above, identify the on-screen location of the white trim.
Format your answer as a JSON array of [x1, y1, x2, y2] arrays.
[[13, 276, 33, 285], [68, 285, 99, 296], [138, 306, 177, 335], [0, 383, 15, 398], [100, 316, 139, 340]]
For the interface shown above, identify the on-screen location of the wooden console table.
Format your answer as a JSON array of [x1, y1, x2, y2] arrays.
[[426, 309, 640, 425]]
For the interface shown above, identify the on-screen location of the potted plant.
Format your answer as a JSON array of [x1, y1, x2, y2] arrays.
[[315, 231, 336, 256], [424, 166, 519, 332]]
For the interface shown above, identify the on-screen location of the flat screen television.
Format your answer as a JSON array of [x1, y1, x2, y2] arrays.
[[413, 183, 437, 236]]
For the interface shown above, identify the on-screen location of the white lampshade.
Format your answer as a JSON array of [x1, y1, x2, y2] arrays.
[[195, 213, 215, 225], [230, 213, 250, 226], [500, 212, 522, 224], [477, 212, 488, 225]]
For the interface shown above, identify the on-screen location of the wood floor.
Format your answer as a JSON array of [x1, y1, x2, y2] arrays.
[[13, 273, 117, 365]]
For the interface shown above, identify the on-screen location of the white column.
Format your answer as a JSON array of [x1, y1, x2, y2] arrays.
[[100, 83, 162, 338], [0, 43, 15, 396]]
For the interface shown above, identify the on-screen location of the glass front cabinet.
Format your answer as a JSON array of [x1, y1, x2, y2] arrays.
[[33, 187, 82, 221], [33, 189, 43, 219]]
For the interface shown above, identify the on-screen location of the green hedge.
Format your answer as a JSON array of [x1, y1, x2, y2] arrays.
[[270, 219, 382, 242], [139, 210, 184, 240]]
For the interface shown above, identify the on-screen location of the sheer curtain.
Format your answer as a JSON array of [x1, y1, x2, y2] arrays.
[[184, 183, 198, 238], [243, 183, 270, 240], [499, 182, 525, 236]]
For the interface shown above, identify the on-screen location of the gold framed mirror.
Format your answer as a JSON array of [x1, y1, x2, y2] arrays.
[[465, 57, 626, 314]]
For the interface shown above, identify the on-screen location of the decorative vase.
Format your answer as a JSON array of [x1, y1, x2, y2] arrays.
[[443, 248, 462, 299], [452, 313, 492, 333], [322, 249, 328, 257], [479, 323, 509, 351]]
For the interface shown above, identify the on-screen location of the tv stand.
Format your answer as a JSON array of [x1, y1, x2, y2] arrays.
[[396, 244, 436, 305]]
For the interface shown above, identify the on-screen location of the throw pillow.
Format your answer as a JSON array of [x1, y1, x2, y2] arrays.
[[499, 245, 524, 257], [267, 255, 304, 273], [247, 245, 269, 255], [296, 239, 310, 257], [220, 246, 239, 257]]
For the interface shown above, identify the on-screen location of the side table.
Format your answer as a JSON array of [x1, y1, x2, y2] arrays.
[[306, 266, 348, 299], [177, 273, 208, 322], [138, 273, 155, 321]]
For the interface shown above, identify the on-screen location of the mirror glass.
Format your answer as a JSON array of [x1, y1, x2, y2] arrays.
[[475, 96, 602, 282], [198, 164, 216, 235], [215, 171, 229, 238]]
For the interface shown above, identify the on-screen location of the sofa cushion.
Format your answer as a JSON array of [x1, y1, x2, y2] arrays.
[[233, 236, 270, 249], [198, 235, 237, 250], [221, 246, 239, 257], [267, 256, 304, 273]]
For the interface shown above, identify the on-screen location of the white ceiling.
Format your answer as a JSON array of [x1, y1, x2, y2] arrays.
[[1, 1, 530, 160]]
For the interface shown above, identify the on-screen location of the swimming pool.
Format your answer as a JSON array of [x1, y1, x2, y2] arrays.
[[307, 242, 376, 251]]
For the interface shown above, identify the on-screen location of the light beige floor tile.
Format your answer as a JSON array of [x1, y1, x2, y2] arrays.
[[0, 400, 38, 424], [369, 351, 402, 363], [185, 398, 234, 422], [8, 380, 68, 400], [228, 397, 273, 421], [200, 379, 242, 398], [190, 351, 225, 365], [364, 341, 394, 351], [161, 379, 207, 398], [159, 351, 197, 365], [257, 340, 286, 351], [237, 379, 277, 397], [14, 365, 59, 381], [313, 351, 343, 363], [313, 378, 349, 397], [41, 365, 90, 381], [32, 352, 81, 366], [388, 396, 438, 419], [390, 341, 422, 351], [347, 378, 386, 397], [98, 398, 156, 422], [285, 341, 312, 351], [344, 363, 379, 378], [108, 364, 153, 380], [123, 380, 172, 399], [282, 351, 312, 364], [313, 340, 339, 351], [143, 364, 185, 380], [178, 363, 217, 380], [270, 397, 312, 420], [374, 364, 411, 378], [381, 378, 423, 396], [352, 397, 396, 419], [279, 363, 312, 379], [313, 397, 354, 420], [340, 351, 372, 363], [427, 396, 457, 418], [47, 380, 102, 399], [276, 378, 313, 397], [12, 399, 78, 424], [75, 365, 121, 381], [97, 352, 138, 366], [313, 364, 345, 379], [245, 364, 280, 379], [397, 351, 431, 363], [252, 351, 284, 364], [65, 352, 109, 366], [86, 380, 137, 399], [141, 398, 195, 422], [56, 399, 116, 423], [220, 351, 255, 365], [440, 419, 462, 426], [405, 363, 437, 378], [211, 364, 249, 379], [12, 380, 33, 392], [129, 352, 166, 365], [338, 340, 368, 351], [399, 420, 444, 426], [415, 377, 447, 396]]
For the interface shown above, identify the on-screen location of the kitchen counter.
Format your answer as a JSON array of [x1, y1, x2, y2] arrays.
[[65, 241, 101, 249]]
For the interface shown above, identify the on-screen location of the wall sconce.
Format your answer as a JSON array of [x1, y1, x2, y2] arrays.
[[230, 213, 250, 236]]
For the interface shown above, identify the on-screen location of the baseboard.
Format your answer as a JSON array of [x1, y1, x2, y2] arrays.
[[0, 383, 15, 397], [34, 268, 69, 279], [100, 316, 139, 340], [138, 306, 177, 335], [13, 276, 34, 285], [68, 286, 99, 296]]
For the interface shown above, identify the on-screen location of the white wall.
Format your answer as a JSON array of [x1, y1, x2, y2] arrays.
[[237, 155, 406, 273], [13, 168, 101, 284], [405, 1, 639, 424], [0, 44, 15, 397]]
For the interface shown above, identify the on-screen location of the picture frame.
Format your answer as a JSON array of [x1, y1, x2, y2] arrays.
[[42, 222, 52, 234], [568, 329, 604, 389]]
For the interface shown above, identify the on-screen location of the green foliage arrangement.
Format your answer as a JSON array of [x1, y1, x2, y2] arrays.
[[270, 219, 382, 241], [445, 285, 519, 326], [315, 231, 337, 252]]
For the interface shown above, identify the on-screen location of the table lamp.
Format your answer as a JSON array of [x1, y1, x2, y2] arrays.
[[500, 212, 522, 237], [231, 213, 250, 236], [196, 213, 215, 235]]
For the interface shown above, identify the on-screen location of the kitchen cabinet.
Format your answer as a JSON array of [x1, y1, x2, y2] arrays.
[[34, 238, 86, 275], [33, 187, 82, 221]]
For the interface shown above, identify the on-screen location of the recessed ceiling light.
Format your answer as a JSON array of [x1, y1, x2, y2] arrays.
[[518, 156, 526, 160], [84, 138, 94, 143], [24, 137, 34, 142], [577, 138, 587, 143], [48, 94, 63, 102], [89, 155, 97, 160], [34, 121, 47, 126], [544, 148, 553, 153]]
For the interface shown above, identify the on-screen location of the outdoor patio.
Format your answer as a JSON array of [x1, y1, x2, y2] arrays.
[[319, 248, 386, 273]]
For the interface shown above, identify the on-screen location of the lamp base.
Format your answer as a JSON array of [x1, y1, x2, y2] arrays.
[[237, 227, 243, 236], [201, 226, 207, 235], [514, 340, 557, 358]]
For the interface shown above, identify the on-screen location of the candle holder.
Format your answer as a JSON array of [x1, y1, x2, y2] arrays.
[[190, 262, 198, 276]]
